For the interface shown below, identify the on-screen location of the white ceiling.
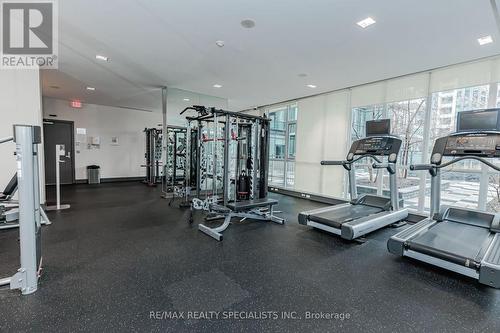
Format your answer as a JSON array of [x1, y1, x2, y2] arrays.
[[42, 0, 500, 111]]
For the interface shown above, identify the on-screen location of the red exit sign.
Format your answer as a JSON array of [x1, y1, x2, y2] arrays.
[[70, 100, 82, 108]]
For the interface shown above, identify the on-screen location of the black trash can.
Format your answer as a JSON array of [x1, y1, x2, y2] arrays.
[[87, 165, 100, 184]]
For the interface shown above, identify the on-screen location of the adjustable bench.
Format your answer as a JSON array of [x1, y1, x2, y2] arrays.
[[0, 173, 17, 202], [198, 198, 285, 241], [0, 173, 51, 230]]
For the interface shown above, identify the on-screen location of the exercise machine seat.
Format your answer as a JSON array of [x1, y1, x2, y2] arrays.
[[227, 198, 278, 212]]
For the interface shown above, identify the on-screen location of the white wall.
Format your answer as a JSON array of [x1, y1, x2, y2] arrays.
[[0, 69, 45, 202], [43, 98, 162, 180], [43, 89, 228, 181]]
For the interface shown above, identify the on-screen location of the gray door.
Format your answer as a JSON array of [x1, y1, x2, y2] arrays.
[[43, 120, 75, 185]]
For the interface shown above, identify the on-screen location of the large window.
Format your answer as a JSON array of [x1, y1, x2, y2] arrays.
[[423, 85, 490, 212], [488, 85, 500, 212], [350, 84, 496, 213], [351, 105, 385, 187], [268, 104, 297, 188], [351, 99, 426, 204]]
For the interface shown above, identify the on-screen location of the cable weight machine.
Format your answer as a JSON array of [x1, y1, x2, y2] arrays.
[[180, 105, 284, 241]]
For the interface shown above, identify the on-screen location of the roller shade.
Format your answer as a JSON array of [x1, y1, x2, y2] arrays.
[[430, 59, 492, 92], [350, 82, 386, 107], [385, 73, 429, 103]]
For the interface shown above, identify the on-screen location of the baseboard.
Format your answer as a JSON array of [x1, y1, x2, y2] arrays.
[[75, 177, 144, 184], [268, 186, 347, 205]]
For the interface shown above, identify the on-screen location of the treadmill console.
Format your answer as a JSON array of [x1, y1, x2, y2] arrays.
[[431, 133, 500, 164], [347, 136, 402, 163], [457, 109, 500, 132]]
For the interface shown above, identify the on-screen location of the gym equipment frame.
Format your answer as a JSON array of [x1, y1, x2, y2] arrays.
[[0, 125, 44, 295], [181, 106, 285, 241]]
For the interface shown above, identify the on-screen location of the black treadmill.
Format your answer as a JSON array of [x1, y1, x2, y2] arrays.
[[389, 108, 500, 287], [299, 119, 408, 240]]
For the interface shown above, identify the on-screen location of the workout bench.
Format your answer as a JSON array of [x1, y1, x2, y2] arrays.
[[198, 198, 285, 241]]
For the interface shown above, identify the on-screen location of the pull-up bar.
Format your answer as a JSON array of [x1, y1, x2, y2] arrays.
[[181, 105, 269, 122]]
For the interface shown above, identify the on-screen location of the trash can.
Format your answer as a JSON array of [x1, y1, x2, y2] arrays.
[[87, 165, 100, 184]]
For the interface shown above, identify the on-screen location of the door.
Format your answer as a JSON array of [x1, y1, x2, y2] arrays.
[[43, 120, 75, 185]]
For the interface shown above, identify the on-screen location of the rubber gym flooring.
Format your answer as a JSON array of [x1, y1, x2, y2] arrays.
[[1, 182, 499, 332]]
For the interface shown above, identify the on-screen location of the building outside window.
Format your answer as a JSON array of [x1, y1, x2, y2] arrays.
[[350, 84, 496, 213], [268, 103, 297, 188], [350, 104, 385, 187], [351, 99, 426, 203]]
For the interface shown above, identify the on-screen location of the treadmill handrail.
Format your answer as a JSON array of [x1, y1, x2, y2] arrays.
[[436, 156, 500, 172], [321, 160, 345, 166], [410, 164, 433, 171], [411, 156, 500, 172], [321, 155, 382, 166], [372, 162, 396, 174]]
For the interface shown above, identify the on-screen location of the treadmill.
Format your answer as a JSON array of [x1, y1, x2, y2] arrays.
[[388, 109, 500, 288], [299, 119, 408, 240]]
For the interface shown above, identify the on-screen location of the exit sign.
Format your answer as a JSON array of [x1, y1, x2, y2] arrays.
[[70, 100, 82, 108]]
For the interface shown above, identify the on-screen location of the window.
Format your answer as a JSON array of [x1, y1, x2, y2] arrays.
[[287, 123, 296, 158], [497, 84, 500, 107], [488, 84, 500, 212], [350, 100, 426, 202], [351, 105, 385, 187], [268, 103, 297, 188], [387, 98, 426, 177], [349, 84, 495, 213], [440, 95, 454, 104], [351, 104, 385, 142], [421, 85, 490, 212]]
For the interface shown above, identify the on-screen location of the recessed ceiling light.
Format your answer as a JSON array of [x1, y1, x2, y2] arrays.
[[86, 86, 96, 91], [306, 84, 317, 88], [241, 19, 256, 29], [95, 54, 109, 61], [478, 35, 493, 45], [213, 84, 222, 88], [357, 17, 376, 28], [183, 98, 190, 101], [215, 40, 225, 47]]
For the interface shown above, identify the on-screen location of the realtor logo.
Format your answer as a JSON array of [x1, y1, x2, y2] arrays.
[[1, 0, 58, 69]]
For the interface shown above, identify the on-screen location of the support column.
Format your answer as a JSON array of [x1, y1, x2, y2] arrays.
[[377, 82, 388, 196], [162, 87, 168, 181], [417, 73, 433, 212], [223, 115, 230, 206]]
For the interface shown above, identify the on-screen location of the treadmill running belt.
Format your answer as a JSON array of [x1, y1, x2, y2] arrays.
[[408, 220, 491, 264], [309, 205, 383, 229]]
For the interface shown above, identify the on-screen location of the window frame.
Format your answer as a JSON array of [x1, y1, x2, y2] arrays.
[[268, 103, 297, 188], [349, 83, 497, 213]]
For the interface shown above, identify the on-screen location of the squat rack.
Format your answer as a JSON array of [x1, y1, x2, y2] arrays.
[[181, 106, 270, 206]]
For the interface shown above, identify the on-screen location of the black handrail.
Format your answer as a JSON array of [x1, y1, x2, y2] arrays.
[[411, 156, 500, 172]]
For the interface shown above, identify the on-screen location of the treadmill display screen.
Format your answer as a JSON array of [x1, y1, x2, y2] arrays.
[[445, 135, 497, 152], [356, 137, 389, 152], [366, 119, 390, 137], [350, 136, 401, 158], [457, 109, 500, 132]]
